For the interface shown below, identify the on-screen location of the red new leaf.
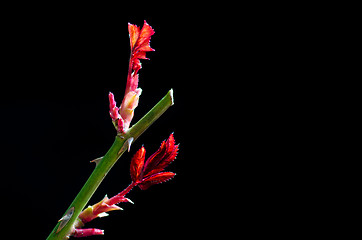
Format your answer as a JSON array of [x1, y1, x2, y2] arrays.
[[128, 20, 155, 74], [142, 133, 179, 178], [138, 172, 176, 190], [128, 133, 178, 191], [128, 20, 154, 52], [130, 146, 145, 182]]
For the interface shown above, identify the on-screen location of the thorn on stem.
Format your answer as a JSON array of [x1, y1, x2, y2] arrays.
[[57, 207, 74, 233], [90, 157, 103, 166], [127, 137, 134, 152], [119, 137, 134, 154]]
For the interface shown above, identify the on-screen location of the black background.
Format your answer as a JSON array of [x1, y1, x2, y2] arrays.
[[0, 3, 315, 239], [0, 5, 229, 239], [0, 4, 345, 239]]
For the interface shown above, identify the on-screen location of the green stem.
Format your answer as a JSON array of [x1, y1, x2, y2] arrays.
[[46, 89, 174, 240]]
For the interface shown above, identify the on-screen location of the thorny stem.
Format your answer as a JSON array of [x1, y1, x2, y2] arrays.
[[46, 89, 174, 240]]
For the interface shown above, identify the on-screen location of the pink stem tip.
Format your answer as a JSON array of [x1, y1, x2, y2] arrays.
[[73, 228, 104, 238]]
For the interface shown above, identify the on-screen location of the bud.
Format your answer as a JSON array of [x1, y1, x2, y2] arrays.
[[119, 88, 142, 132], [78, 195, 122, 224]]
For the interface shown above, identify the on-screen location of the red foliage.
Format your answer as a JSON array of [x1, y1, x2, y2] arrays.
[[78, 133, 179, 231], [128, 20, 155, 76], [130, 133, 179, 189], [139, 172, 176, 190], [108, 20, 155, 134], [130, 146, 146, 182]]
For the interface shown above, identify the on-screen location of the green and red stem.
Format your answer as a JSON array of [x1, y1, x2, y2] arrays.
[[46, 89, 173, 240]]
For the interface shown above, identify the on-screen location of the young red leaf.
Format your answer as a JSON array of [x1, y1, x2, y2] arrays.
[[135, 22, 155, 52], [128, 20, 155, 75], [142, 133, 179, 178], [142, 140, 166, 175], [128, 23, 140, 51], [138, 172, 176, 190], [150, 137, 178, 175], [128, 20, 155, 54], [130, 146, 146, 182]]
